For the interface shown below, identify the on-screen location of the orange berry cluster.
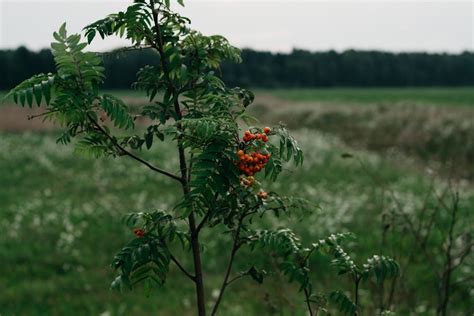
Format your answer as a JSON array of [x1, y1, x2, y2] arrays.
[[237, 150, 271, 176], [242, 127, 271, 143]]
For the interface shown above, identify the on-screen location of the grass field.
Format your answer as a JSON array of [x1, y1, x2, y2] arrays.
[[1, 88, 473, 315], [3, 87, 474, 107], [261, 87, 474, 107]]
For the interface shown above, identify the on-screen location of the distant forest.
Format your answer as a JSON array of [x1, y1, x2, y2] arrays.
[[1, 46, 473, 90]]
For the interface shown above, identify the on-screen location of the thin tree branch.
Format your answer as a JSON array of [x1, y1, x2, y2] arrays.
[[451, 275, 474, 287], [451, 242, 473, 270], [354, 276, 361, 315], [195, 192, 219, 235], [437, 191, 459, 316], [86, 113, 183, 183], [27, 110, 59, 120], [226, 274, 246, 287], [195, 211, 212, 235], [169, 252, 195, 281], [210, 215, 244, 316], [304, 288, 314, 316], [94, 45, 154, 56], [72, 41, 183, 185]]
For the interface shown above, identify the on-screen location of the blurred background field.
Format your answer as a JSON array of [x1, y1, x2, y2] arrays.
[[1, 0, 473, 314], [262, 87, 474, 107], [1, 87, 473, 315]]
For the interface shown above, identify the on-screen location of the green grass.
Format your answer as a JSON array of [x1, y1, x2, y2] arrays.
[[260, 87, 474, 107], [1, 87, 473, 314], [1, 129, 473, 315], [3, 87, 474, 107]]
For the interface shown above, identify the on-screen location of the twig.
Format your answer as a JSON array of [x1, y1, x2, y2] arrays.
[[354, 275, 361, 314], [195, 210, 212, 235], [94, 45, 154, 56], [86, 113, 183, 183], [450, 242, 473, 271], [27, 110, 59, 120], [210, 215, 244, 316], [169, 252, 195, 281], [451, 275, 474, 288], [436, 191, 459, 316], [195, 192, 219, 235], [304, 288, 314, 316], [226, 274, 245, 287]]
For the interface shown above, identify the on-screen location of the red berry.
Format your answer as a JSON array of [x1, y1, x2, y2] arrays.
[[133, 228, 145, 238]]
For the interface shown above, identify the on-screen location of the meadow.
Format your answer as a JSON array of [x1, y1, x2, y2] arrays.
[[263, 87, 474, 107], [1, 88, 473, 315]]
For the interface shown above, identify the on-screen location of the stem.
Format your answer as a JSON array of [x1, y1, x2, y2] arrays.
[[304, 288, 314, 316], [387, 276, 397, 309], [211, 244, 238, 315], [354, 276, 361, 316], [149, 2, 206, 314], [188, 212, 206, 316], [226, 274, 245, 287], [169, 252, 195, 281], [210, 216, 244, 315], [27, 110, 59, 120], [95, 44, 153, 56], [437, 192, 458, 316], [195, 212, 211, 235], [195, 195, 218, 234]]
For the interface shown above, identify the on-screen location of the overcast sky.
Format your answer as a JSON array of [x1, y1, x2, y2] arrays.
[[0, 0, 472, 53]]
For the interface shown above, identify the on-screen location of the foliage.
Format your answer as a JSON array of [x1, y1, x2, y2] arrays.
[[110, 210, 186, 291], [6, 1, 401, 315], [329, 290, 357, 315], [245, 229, 400, 315]]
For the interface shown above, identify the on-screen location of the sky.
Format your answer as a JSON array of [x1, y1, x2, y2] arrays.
[[0, 0, 472, 53]]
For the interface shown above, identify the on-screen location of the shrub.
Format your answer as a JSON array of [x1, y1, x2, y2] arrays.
[[5, 1, 398, 314]]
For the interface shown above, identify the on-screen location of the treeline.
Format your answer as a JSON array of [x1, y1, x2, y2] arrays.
[[224, 49, 474, 88], [1, 46, 473, 90]]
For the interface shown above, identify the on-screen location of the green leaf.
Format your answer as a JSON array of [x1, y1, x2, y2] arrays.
[[329, 290, 357, 315], [100, 94, 134, 129], [362, 255, 399, 283], [25, 88, 33, 107], [53, 31, 63, 43], [145, 132, 153, 149], [111, 236, 171, 292], [87, 30, 96, 44], [247, 266, 266, 284], [58, 22, 67, 38], [33, 84, 43, 106], [313, 233, 358, 275]]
